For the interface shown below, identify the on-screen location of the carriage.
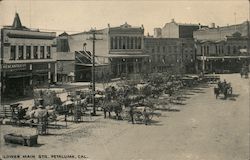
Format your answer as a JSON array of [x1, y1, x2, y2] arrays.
[[120, 105, 155, 125], [214, 82, 233, 99]]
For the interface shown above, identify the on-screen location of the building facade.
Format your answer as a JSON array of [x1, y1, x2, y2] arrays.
[[194, 21, 250, 73], [0, 13, 57, 99], [65, 22, 149, 80], [154, 19, 206, 38], [144, 37, 196, 74]]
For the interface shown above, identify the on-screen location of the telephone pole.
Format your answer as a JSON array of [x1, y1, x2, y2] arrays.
[[87, 29, 102, 116]]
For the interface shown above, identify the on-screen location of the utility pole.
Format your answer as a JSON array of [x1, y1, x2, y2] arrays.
[[87, 29, 102, 116]]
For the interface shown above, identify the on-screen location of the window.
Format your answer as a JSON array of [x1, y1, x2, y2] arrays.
[[221, 46, 224, 54], [233, 46, 237, 54], [26, 46, 31, 59], [110, 37, 113, 49], [131, 37, 134, 49], [174, 46, 177, 53], [122, 37, 126, 49], [114, 37, 118, 49], [215, 45, 218, 54], [152, 48, 155, 53], [227, 46, 231, 55], [163, 46, 166, 53], [47, 46, 51, 58], [207, 46, 209, 55], [18, 46, 24, 60], [157, 46, 160, 53], [169, 46, 172, 53], [127, 37, 130, 49], [135, 37, 138, 49], [40, 46, 45, 59], [34, 46, 38, 59], [10, 45, 16, 60], [138, 37, 141, 49], [119, 37, 122, 49]]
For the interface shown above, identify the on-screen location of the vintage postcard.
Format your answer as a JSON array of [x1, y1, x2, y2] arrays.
[[0, 0, 249, 160]]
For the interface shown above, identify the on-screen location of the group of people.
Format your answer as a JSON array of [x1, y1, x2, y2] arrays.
[[214, 79, 232, 99]]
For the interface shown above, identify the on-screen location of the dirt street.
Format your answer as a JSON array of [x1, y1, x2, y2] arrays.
[[1, 74, 249, 160]]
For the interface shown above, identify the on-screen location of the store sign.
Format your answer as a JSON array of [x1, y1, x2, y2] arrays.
[[1, 63, 27, 71]]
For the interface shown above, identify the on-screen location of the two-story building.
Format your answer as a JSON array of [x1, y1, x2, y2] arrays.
[[0, 13, 57, 99], [64, 22, 149, 80], [194, 21, 250, 73]]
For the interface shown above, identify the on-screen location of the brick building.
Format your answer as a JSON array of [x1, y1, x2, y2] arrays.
[[144, 37, 196, 74], [0, 13, 57, 99]]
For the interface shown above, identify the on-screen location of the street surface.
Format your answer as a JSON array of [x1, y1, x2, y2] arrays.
[[1, 74, 249, 160]]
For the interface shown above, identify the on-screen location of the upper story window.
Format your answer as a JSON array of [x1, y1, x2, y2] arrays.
[[122, 37, 126, 49], [18, 46, 24, 60], [131, 37, 134, 49], [138, 37, 141, 49], [163, 46, 166, 53], [174, 46, 177, 53], [233, 46, 237, 54], [110, 37, 114, 49], [114, 37, 118, 49], [26, 46, 31, 59], [169, 46, 172, 53], [34, 46, 38, 59], [47, 46, 51, 59], [157, 46, 160, 53], [134, 37, 138, 49], [152, 48, 155, 53], [40, 46, 45, 59], [227, 46, 231, 55], [10, 45, 16, 60]]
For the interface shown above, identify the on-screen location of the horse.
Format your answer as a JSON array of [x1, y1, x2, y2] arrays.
[[101, 100, 123, 120]]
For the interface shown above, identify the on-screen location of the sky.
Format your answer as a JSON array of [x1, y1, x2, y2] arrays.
[[0, 0, 249, 35]]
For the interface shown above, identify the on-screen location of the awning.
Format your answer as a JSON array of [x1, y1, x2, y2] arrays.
[[99, 54, 150, 58], [75, 63, 109, 67], [197, 55, 250, 60]]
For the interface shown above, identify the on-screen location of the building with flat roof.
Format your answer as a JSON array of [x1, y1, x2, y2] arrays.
[[144, 37, 196, 74], [0, 13, 57, 99], [62, 22, 149, 80], [154, 19, 207, 38], [194, 21, 250, 73]]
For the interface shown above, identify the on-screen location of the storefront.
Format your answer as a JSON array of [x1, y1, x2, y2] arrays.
[[1, 62, 55, 99]]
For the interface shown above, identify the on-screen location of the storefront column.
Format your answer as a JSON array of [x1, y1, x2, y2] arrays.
[[54, 63, 57, 82]]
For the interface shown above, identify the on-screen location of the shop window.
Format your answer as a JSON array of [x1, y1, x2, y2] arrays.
[[10, 45, 16, 60], [34, 46, 38, 59], [26, 46, 31, 59], [40, 46, 45, 59], [47, 46, 51, 58], [18, 46, 24, 60]]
